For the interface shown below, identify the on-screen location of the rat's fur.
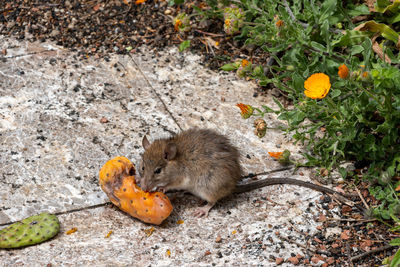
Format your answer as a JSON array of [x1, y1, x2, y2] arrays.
[[139, 128, 242, 216]]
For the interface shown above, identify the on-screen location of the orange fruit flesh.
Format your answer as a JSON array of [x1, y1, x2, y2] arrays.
[[99, 157, 173, 225]]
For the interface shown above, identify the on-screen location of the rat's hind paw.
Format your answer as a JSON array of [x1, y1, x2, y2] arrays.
[[192, 202, 215, 217]]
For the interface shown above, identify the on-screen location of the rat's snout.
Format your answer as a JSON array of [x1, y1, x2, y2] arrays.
[[139, 177, 150, 191]]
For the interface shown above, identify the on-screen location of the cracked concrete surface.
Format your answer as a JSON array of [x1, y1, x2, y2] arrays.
[[0, 36, 339, 266]]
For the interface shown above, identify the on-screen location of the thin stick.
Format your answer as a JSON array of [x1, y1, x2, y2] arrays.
[[127, 53, 183, 131], [282, 0, 309, 29], [194, 29, 225, 37], [350, 244, 393, 262], [352, 182, 369, 209], [0, 202, 111, 227]]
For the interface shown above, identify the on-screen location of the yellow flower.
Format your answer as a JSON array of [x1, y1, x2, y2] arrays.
[[236, 103, 253, 119], [338, 64, 349, 79], [304, 73, 331, 99]]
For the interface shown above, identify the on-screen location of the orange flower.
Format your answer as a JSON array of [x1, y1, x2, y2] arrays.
[[338, 64, 349, 79], [362, 71, 369, 78], [268, 152, 283, 159], [241, 59, 249, 67], [174, 19, 182, 31], [135, 0, 146, 4], [275, 20, 284, 28], [225, 19, 231, 27], [304, 73, 331, 99], [236, 103, 253, 119]]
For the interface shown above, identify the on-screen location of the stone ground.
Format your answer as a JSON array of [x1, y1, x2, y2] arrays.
[[0, 36, 341, 266]]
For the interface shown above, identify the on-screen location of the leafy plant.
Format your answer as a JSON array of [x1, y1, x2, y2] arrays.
[[179, 40, 191, 52], [208, 0, 400, 223]]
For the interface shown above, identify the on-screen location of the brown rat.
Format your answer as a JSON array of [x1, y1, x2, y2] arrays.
[[139, 128, 354, 217], [139, 128, 242, 217]]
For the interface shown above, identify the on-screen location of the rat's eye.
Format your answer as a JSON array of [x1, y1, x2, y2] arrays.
[[154, 167, 162, 174], [142, 166, 145, 171]]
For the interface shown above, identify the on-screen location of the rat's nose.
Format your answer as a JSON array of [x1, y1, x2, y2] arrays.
[[139, 178, 147, 191]]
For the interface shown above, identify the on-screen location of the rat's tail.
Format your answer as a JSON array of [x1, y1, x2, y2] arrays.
[[234, 177, 339, 195]]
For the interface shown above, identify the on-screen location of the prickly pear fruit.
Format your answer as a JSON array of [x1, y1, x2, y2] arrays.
[[0, 212, 60, 248], [99, 156, 173, 225]]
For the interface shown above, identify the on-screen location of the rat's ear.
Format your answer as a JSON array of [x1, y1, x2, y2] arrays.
[[164, 143, 177, 161], [142, 135, 151, 150]]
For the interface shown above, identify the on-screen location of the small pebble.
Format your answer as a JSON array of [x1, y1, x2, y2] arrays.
[[275, 258, 284, 265]]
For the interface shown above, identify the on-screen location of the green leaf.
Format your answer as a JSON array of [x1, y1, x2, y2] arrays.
[[330, 89, 341, 98], [354, 20, 400, 43], [319, 0, 337, 23], [332, 30, 370, 47], [389, 13, 400, 24], [391, 248, 400, 267], [338, 167, 347, 178], [178, 40, 191, 52], [310, 41, 326, 52], [291, 110, 306, 124], [351, 45, 364, 55], [375, 0, 400, 13], [389, 238, 400, 246], [220, 63, 239, 71], [272, 97, 284, 110], [260, 106, 273, 114], [381, 209, 391, 220], [348, 4, 370, 16]]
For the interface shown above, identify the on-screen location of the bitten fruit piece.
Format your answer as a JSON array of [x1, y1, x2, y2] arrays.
[[0, 213, 60, 248], [99, 156, 173, 225]]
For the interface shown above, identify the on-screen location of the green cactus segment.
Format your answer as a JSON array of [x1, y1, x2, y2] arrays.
[[0, 212, 60, 248]]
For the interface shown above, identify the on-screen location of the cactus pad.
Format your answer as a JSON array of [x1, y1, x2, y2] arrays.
[[0, 212, 60, 248]]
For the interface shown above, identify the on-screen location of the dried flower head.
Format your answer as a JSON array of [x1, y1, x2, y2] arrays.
[[236, 103, 253, 119], [254, 118, 267, 138], [338, 64, 349, 79], [304, 73, 331, 99]]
